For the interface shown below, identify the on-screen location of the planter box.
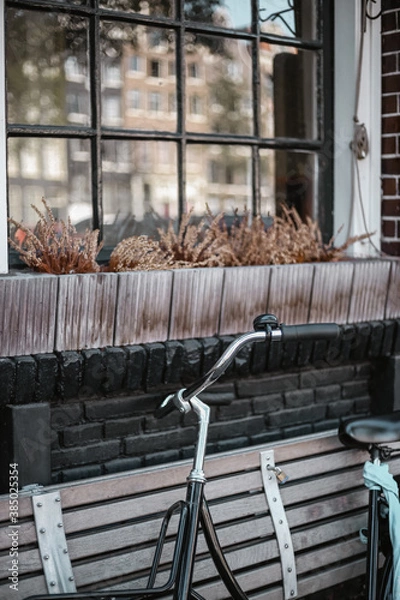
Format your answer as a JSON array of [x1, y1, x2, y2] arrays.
[[0, 259, 399, 357]]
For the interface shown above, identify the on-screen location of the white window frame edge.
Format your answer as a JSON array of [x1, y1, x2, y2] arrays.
[[0, 0, 8, 274], [334, 0, 381, 256]]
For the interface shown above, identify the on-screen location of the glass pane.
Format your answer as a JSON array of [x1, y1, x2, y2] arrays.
[[6, 10, 90, 126], [260, 149, 316, 219], [184, 0, 251, 31], [259, 0, 318, 40], [101, 22, 177, 131], [100, 0, 174, 18], [185, 35, 253, 135], [8, 138, 92, 233], [260, 47, 317, 139], [186, 145, 251, 215], [102, 141, 178, 246]]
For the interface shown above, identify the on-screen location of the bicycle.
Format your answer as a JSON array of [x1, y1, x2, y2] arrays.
[[27, 314, 340, 600], [339, 412, 400, 600]]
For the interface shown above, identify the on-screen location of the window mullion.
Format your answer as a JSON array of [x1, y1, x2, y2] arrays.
[[0, 0, 8, 273], [89, 6, 103, 236]]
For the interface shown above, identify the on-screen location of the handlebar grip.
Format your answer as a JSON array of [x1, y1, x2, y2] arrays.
[[280, 323, 341, 343], [154, 395, 176, 419]]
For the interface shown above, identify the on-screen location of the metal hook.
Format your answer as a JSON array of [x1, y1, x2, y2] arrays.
[[365, 0, 382, 21]]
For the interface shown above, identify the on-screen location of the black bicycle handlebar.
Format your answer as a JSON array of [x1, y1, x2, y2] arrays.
[[155, 315, 341, 418], [154, 394, 176, 419], [280, 323, 340, 342]]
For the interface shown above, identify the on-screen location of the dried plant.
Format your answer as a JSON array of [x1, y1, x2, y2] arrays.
[[108, 235, 173, 271], [158, 208, 234, 268], [8, 198, 103, 274], [10, 199, 372, 275], [220, 205, 373, 266]]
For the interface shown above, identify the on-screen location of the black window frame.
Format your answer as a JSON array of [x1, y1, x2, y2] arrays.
[[5, 0, 334, 266]]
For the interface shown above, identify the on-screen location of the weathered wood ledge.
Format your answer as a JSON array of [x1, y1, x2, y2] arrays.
[[0, 259, 399, 357]]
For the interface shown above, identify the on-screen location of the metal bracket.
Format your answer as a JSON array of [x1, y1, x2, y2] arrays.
[[352, 122, 369, 159], [32, 491, 77, 594], [260, 450, 297, 599]]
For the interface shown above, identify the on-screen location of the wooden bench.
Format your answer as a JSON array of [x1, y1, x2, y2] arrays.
[[1, 431, 399, 600]]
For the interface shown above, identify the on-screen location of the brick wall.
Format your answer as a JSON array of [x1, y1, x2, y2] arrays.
[[382, 0, 400, 255], [0, 318, 399, 488]]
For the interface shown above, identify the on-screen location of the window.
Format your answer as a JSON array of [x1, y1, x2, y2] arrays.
[[189, 94, 203, 116], [149, 59, 161, 78], [126, 89, 142, 111], [148, 91, 162, 113], [187, 62, 199, 79], [3, 0, 339, 265], [129, 55, 143, 73]]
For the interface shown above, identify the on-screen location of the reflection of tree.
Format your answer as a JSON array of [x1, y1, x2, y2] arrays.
[[184, 0, 223, 23], [210, 71, 250, 135], [102, 0, 172, 17], [6, 10, 86, 124]]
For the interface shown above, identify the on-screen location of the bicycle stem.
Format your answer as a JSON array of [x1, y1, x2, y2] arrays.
[[188, 395, 210, 483]]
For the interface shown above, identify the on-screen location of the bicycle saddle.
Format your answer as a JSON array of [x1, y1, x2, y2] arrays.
[[339, 412, 400, 448]]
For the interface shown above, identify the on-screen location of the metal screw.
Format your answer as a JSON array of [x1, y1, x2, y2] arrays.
[[55, 497, 61, 503], [57, 522, 63, 528], [63, 549, 68, 554], [50, 581, 56, 587], [40, 527, 46, 534], [43, 554, 49, 560], [284, 543, 289, 549], [268, 475, 272, 480], [273, 497, 277, 502], [291, 591, 295, 596], [279, 519, 283, 524], [36, 502, 43, 507], [69, 576, 74, 582], [288, 567, 292, 573]]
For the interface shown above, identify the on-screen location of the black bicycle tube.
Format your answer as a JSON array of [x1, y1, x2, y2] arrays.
[[200, 498, 249, 600], [366, 488, 380, 600], [174, 480, 205, 600], [379, 553, 393, 600]]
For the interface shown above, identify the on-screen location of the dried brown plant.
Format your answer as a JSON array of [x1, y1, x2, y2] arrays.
[[158, 208, 234, 268], [8, 198, 103, 274], [221, 205, 373, 266], [108, 235, 173, 272]]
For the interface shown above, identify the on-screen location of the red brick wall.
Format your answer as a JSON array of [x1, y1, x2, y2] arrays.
[[382, 1, 400, 255]]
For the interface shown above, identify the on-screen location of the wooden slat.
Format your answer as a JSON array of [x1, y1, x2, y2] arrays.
[[31, 431, 343, 512], [114, 270, 173, 345], [309, 261, 354, 323], [168, 268, 224, 339], [266, 264, 315, 325], [386, 259, 400, 319], [219, 266, 272, 335], [0, 273, 57, 357], [56, 272, 118, 351], [347, 259, 391, 322]]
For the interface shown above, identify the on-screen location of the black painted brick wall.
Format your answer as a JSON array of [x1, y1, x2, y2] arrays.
[[1, 319, 399, 484]]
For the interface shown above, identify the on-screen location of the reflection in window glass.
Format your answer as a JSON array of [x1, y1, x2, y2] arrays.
[[186, 145, 251, 215], [185, 34, 253, 135], [260, 149, 316, 219], [6, 9, 89, 126], [100, 0, 174, 18], [259, 0, 317, 40], [101, 22, 177, 131], [101, 141, 178, 246], [7, 138, 91, 230], [184, 0, 251, 31], [260, 47, 317, 139]]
